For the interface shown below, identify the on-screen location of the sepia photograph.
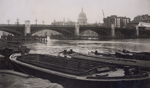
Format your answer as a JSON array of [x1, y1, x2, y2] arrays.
[[0, 0, 150, 88]]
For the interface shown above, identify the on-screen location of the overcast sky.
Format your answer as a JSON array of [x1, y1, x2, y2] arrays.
[[0, 0, 150, 24]]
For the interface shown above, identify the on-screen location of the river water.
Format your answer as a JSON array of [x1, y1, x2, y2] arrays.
[[24, 38, 150, 55]]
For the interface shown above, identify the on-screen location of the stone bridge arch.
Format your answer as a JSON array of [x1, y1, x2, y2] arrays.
[[0, 28, 23, 35], [79, 29, 98, 36], [115, 28, 136, 38], [30, 28, 74, 36], [79, 28, 110, 36]]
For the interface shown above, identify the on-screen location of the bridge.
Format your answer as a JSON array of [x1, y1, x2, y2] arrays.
[[0, 21, 150, 38]]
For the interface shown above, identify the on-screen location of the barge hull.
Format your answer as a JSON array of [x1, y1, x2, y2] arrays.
[[12, 62, 150, 88]]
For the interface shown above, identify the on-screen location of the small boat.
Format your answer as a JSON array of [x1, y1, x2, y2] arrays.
[[115, 49, 150, 61], [10, 51, 150, 88], [89, 49, 150, 61], [0, 48, 14, 57], [0, 46, 30, 57], [88, 51, 115, 57], [70, 52, 150, 71]]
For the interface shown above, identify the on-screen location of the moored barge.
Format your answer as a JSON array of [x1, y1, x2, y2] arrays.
[[10, 53, 150, 88], [89, 49, 150, 61]]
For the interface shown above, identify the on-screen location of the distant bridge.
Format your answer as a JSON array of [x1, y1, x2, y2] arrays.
[[0, 23, 150, 38]]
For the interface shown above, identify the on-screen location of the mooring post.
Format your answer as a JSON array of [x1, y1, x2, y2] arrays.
[[136, 26, 139, 37]]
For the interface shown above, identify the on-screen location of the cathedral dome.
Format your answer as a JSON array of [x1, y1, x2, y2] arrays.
[[78, 8, 87, 25], [78, 8, 87, 19]]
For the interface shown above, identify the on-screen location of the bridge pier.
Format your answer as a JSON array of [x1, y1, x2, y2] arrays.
[[74, 23, 80, 36], [111, 24, 115, 37], [25, 20, 31, 36], [136, 26, 139, 37]]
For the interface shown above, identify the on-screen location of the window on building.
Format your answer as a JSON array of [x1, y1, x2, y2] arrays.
[[117, 18, 120, 28]]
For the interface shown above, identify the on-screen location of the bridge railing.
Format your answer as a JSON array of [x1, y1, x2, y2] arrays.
[[31, 24, 76, 27], [0, 24, 25, 26], [0, 24, 110, 27], [80, 25, 109, 27], [0, 24, 112, 29]]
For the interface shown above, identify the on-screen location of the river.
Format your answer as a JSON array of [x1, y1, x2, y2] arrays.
[[24, 38, 150, 55]]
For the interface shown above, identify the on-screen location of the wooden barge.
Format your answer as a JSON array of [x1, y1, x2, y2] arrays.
[[10, 53, 150, 88]]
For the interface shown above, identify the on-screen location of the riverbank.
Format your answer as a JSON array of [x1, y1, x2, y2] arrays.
[[0, 70, 63, 88], [0, 39, 64, 88]]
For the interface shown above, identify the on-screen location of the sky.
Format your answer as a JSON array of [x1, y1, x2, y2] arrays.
[[0, 0, 150, 24]]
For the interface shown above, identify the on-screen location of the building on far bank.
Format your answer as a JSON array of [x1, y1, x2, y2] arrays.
[[51, 19, 75, 25], [103, 15, 130, 28], [77, 8, 87, 25], [128, 14, 150, 28]]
